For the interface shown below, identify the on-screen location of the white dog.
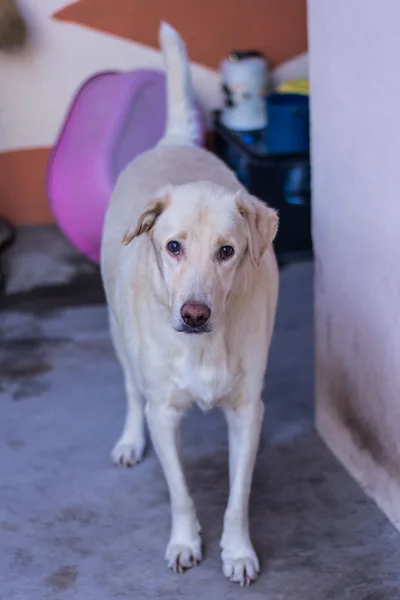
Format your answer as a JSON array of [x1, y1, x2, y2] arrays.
[[100, 22, 279, 586]]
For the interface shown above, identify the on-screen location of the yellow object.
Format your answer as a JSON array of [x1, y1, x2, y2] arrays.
[[277, 78, 309, 96]]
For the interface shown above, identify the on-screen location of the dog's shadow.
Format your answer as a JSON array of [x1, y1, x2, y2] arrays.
[[184, 427, 391, 586]]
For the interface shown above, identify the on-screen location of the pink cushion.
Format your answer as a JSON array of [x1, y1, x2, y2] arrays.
[[47, 70, 205, 263]]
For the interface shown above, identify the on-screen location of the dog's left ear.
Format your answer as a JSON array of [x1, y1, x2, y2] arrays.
[[122, 188, 171, 245], [236, 193, 279, 267]]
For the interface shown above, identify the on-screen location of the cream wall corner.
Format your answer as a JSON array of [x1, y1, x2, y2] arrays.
[[309, 0, 400, 529]]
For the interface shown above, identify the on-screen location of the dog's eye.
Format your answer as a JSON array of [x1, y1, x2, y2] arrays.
[[219, 245, 235, 260], [167, 240, 182, 256]]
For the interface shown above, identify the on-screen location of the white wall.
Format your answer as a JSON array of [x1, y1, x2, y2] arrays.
[[309, 0, 400, 528], [0, 0, 308, 153], [0, 0, 221, 152]]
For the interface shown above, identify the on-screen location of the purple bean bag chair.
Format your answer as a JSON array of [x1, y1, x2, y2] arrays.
[[47, 70, 205, 263]]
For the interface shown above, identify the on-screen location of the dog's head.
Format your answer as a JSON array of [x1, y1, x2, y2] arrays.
[[123, 181, 278, 334]]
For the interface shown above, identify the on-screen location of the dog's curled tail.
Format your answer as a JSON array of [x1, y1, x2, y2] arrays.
[[159, 22, 202, 146]]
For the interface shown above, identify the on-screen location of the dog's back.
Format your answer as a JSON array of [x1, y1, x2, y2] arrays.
[[101, 22, 250, 300]]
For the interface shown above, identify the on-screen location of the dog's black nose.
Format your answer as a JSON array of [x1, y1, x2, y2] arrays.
[[181, 302, 211, 328]]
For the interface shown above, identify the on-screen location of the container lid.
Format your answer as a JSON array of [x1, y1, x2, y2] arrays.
[[227, 50, 265, 62]]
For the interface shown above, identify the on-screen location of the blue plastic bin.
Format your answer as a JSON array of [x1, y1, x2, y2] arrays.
[[266, 93, 310, 154], [213, 111, 312, 261]]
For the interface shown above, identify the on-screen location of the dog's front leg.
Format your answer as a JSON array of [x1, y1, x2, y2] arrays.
[[221, 399, 264, 586], [146, 402, 202, 573]]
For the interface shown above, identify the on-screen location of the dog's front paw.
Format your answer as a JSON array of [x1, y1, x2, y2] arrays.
[[165, 534, 202, 573], [220, 536, 260, 586], [165, 514, 202, 574], [111, 437, 145, 467]]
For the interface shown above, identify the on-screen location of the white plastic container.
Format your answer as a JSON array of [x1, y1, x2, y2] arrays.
[[220, 51, 268, 131]]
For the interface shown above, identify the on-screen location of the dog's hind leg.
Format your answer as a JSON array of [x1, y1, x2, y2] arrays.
[[109, 313, 146, 467]]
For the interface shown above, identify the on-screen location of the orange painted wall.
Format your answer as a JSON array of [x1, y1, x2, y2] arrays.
[[54, 0, 308, 70], [0, 148, 53, 225], [1, 0, 307, 226]]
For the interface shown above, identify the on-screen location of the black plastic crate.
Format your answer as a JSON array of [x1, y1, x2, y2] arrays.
[[213, 111, 312, 262]]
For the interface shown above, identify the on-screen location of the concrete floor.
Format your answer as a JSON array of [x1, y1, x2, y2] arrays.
[[1, 227, 399, 599]]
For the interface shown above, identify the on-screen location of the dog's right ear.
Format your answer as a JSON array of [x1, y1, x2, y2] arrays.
[[122, 188, 171, 245]]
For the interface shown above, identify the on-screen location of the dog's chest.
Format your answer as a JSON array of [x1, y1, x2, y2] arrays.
[[172, 343, 235, 410]]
